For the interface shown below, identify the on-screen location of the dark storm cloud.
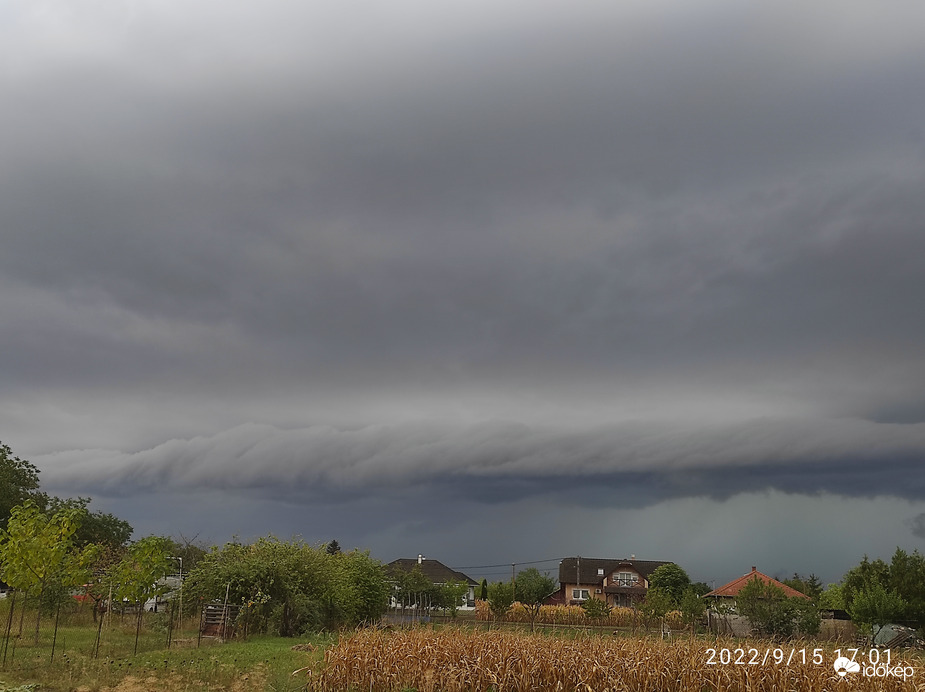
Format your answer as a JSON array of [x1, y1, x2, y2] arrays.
[[3, 0, 925, 567]]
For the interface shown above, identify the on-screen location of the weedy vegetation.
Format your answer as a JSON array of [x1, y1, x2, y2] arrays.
[[474, 600, 686, 630]]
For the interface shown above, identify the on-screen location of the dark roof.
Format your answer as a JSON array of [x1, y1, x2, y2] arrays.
[[705, 567, 810, 600], [559, 557, 672, 585], [386, 558, 478, 586]]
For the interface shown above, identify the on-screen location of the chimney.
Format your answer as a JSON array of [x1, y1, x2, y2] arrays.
[[630, 554, 635, 560], [751, 566, 757, 573], [418, 554, 424, 564]]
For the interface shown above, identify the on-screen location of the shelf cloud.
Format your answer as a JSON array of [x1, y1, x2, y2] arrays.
[[38, 417, 925, 504]]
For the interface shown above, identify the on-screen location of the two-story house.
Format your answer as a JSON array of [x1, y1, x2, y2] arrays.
[[555, 556, 671, 608]]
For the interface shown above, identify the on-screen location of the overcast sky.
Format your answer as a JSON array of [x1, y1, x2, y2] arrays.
[[3, 0, 925, 586]]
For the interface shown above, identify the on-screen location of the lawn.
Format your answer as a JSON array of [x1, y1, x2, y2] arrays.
[[0, 604, 332, 692]]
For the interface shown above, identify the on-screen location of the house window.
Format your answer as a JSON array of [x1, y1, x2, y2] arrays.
[[615, 572, 637, 587], [597, 568, 605, 576], [572, 589, 590, 601]]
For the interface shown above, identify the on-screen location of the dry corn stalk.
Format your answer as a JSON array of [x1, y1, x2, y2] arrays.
[[306, 627, 922, 691]]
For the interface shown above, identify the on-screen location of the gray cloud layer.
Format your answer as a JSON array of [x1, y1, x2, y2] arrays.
[[37, 417, 925, 504]]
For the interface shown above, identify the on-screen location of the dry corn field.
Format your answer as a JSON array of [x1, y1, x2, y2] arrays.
[[474, 601, 685, 630], [304, 628, 923, 691]]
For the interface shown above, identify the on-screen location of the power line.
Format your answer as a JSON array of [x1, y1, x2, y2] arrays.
[[458, 571, 511, 578], [452, 557, 564, 570]]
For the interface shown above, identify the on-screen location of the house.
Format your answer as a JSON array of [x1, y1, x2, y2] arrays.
[[704, 566, 810, 636], [554, 556, 672, 608], [386, 555, 478, 609], [704, 566, 810, 603]]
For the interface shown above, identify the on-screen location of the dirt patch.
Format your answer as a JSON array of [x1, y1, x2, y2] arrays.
[[89, 675, 157, 692], [74, 666, 268, 692], [230, 664, 267, 692], [85, 673, 194, 691]]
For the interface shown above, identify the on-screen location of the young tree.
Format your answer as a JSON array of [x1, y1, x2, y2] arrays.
[[709, 598, 736, 636], [479, 578, 488, 601], [793, 598, 822, 636], [647, 563, 691, 605], [886, 548, 925, 630], [849, 582, 907, 642], [841, 556, 890, 613], [737, 577, 791, 637], [679, 587, 706, 636], [736, 577, 819, 638], [436, 580, 469, 618], [393, 565, 434, 615], [486, 581, 514, 624], [326, 539, 341, 555], [514, 568, 557, 631], [108, 536, 172, 653], [0, 500, 97, 642], [639, 587, 674, 632], [818, 583, 846, 611]]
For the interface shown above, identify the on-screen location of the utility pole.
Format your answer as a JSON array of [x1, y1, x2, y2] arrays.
[[576, 556, 580, 603], [170, 556, 183, 637], [512, 564, 516, 600], [177, 557, 183, 636]]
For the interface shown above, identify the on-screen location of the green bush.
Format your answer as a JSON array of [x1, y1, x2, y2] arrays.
[[184, 536, 389, 635], [580, 597, 613, 620]]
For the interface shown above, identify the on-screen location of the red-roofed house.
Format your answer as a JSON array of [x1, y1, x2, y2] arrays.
[[705, 566, 810, 601], [705, 566, 810, 635]]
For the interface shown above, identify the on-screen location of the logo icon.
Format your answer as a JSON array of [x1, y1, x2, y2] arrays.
[[834, 657, 860, 677]]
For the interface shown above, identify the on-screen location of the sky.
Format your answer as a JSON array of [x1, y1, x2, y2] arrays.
[[2, 0, 925, 587]]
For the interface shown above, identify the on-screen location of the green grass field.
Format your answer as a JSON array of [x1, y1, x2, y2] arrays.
[[0, 602, 332, 692], [0, 630, 331, 691]]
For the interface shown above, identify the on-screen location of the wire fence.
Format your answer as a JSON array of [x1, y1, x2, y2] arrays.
[[0, 591, 207, 674]]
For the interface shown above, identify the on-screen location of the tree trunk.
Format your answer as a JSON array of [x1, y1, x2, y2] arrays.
[[34, 583, 45, 645], [17, 593, 27, 637], [2, 590, 17, 668], [134, 605, 143, 655], [94, 604, 105, 658], [50, 601, 61, 663]]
